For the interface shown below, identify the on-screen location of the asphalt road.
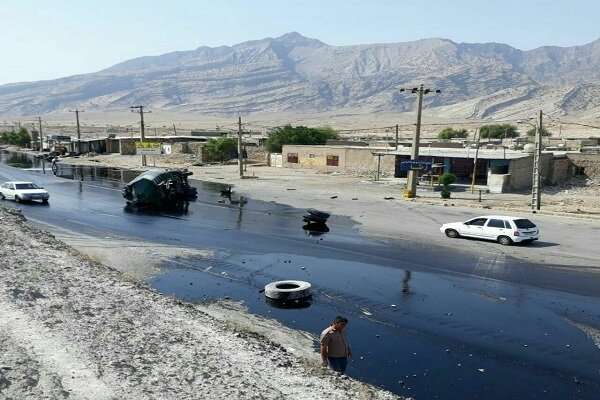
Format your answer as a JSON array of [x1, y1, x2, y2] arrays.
[[1, 153, 600, 400]]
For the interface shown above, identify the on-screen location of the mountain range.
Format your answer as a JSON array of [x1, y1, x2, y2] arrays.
[[1, 32, 600, 119]]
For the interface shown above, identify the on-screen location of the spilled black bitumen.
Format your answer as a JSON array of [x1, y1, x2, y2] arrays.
[[2, 150, 600, 399]]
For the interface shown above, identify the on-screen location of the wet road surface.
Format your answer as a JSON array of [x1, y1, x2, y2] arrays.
[[2, 150, 600, 399]]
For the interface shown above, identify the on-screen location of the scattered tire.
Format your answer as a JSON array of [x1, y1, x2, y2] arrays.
[[445, 229, 459, 238], [264, 280, 312, 301], [498, 236, 513, 246]]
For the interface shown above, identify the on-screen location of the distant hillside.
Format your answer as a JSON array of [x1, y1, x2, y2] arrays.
[[1, 32, 599, 119]]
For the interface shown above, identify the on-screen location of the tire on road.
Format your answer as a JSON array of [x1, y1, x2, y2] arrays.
[[264, 280, 312, 301], [497, 235, 513, 246], [445, 229, 460, 238]]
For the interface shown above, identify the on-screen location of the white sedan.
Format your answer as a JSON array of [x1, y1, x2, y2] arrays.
[[440, 215, 539, 245], [0, 181, 50, 204]]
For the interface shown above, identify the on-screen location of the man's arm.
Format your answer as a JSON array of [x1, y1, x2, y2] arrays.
[[320, 334, 330, 366], [320, 343, 328, 366]]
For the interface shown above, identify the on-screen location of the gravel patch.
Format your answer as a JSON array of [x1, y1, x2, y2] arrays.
[[0, 206, 400, 400]]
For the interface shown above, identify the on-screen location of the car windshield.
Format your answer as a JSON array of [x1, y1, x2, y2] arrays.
[[15, 183, 39, 190], [514, 219, 536, 229]]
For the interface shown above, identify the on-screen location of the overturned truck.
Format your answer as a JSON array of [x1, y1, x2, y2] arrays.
[[122, 168, 198, 208]]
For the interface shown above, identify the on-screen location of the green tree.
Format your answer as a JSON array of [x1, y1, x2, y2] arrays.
[[265, 125, 338, 153], [439, 172, 456, 199], [0, 128, 31, 147], [437, 127, 469, 140], [526, 127, 552, 137], [205, 137, 238, 163], [480, 124, 519, 139], [0, 131, 9, 144]]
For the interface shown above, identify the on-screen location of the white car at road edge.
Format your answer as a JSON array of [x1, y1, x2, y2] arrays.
[[440, 215, 539, 246], [0, 181, 50, 204]]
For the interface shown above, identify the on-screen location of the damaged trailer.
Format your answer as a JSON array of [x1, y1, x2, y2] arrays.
[[122, 168, 198, 208]]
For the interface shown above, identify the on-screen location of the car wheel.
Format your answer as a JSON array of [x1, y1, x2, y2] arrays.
[[42, 199, 49, 204], [445, 229, 460, 238], [14, 195, 21, 203], [498, 236, 512, 246], [0, 193, 4, 200]]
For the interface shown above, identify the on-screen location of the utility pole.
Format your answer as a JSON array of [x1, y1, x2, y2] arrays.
[[400, 84, 441, 198], [130, 105, 150, 166], [69, 109, 84, 154], [172, 123, 177, 135], [238, 116, 244, 178], [37, 117, 43, 152], [531, 110, 543, 212], [470, 128, 481, 194], [395, 124, 399, 149]]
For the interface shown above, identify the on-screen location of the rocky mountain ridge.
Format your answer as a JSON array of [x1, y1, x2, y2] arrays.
[[1, 32, 599, 119]]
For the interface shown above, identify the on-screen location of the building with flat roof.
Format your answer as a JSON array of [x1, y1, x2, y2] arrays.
[[281, 144, 553, 193]]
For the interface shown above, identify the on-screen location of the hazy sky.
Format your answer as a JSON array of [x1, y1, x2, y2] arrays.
[[1, 0, 599, 84]]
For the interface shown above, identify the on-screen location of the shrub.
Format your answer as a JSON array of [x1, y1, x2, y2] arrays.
[[526, 127, 552, 137], [205, 138, 238, 163], [0, 128, 31, 147], [265, 125, 338, 153], [480, 124, 519, 139], [439, 172, 456, 199], [438, 127, 469, 140]]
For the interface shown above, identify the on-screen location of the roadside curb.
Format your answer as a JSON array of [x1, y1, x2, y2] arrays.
[[417, 199, 600, 221]]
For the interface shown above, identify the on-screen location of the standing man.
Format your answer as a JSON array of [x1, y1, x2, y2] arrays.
[[320, 316, 351, 374]]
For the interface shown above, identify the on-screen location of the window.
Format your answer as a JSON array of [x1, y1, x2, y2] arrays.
[[487, 219, 506, 229], [287, 153, 298, 163], [326, 155, 339, 166], [514, 219, 536, 229], [504, 220, 512, 229], [465, 218, 487, 226], [15, 183, 39, 190], [308, 154, 316, 158]]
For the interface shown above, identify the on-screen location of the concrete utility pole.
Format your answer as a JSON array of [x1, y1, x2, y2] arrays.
[[470, 128, 481, 194], [531, 110, 543, 212], [400, 84, 441, 198], [395, 124, 399, 149], [37, 117, 43, 152], [69, 109, 84, 154], [237, 116, 244, 178], [130, 105, 150, 166]]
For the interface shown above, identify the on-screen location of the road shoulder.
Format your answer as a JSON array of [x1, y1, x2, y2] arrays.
[[0, 206, 399, 400]]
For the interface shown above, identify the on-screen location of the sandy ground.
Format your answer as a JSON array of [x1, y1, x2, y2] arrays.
[[0, 207, 400, 400], [6, 110, 598, 139]]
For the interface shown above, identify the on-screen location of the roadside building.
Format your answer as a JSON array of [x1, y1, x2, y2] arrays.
[[69, 138, 106, 154], [106, 136, 211, 157], [281, 144, 554, 193]]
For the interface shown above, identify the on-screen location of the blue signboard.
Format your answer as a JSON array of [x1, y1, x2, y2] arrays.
[[399, 160, 432, 171]]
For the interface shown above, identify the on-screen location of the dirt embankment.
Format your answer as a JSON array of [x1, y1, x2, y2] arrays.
[[0, 206, 399, 400]]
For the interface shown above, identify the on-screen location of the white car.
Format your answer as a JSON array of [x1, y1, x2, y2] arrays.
[[440, 215, 539, 245], [0, 181, 50, 204]]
